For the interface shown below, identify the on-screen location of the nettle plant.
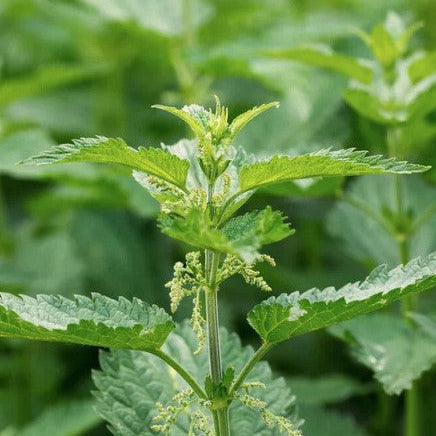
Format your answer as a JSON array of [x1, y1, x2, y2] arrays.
[[266, 12, 436, 436], [1, 99, 436, 435]]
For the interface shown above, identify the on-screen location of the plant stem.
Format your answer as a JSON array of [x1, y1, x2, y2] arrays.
[[150, 349, 207, 400], [205, 249, 230, 435], [229, 342, 272, 396], [205, 180, 230, 435], [388, 126, 420, 436]]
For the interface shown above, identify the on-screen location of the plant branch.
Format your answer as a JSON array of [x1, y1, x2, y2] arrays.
[[149, 348, 207, 400], [229, 342, 272, 397]]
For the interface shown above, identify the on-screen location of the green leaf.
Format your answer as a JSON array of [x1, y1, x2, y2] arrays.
[[22, 136, 190, 190], [0, 64, 105, 107], [409, 51, 436, 83], [0, 293, 174, 350], [260, 177, 344, 198], [238, 149, 429, 194], [298, 405, 368, 436], [81, 0, 212, 36], [355, 12, 422, 68], [159, 207, 293, 262], [0, 129, 98, 180], [288, 375, 370, 406], [409, 312, 436, 339], [229, 102, 279, 138], [93, 322, 299, 435], [343, 87, 407, 124], [263, 45, 373, 84], [16, 399, 101, 436], [330, 314, 436, 395], [222, 206, 294, 247], [248, 252, 436, 344], [327, 175, 436, 266], [152, 104, 207, 139], [158, 208, 234, 252]]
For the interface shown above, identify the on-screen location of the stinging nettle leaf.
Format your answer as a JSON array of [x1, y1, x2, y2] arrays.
[[229, 102, 280, 138], [408, 51, 436, 83], [93, 322, 299, 436], [159, 207, 293, 262], [263, 45, 373, 84], [237, 148, 429, 194], [330, 313, 436, 395], [17, 399, 101, 436], [248, 252, 436, 344], [222, 206, 294, 247], [0, 293, 174, 350], [21, 136, 190, 190]]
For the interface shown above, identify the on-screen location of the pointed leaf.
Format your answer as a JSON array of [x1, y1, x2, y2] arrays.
[[0, 64, 105, 107], [0, 293, 174, 350], [299, 405, 368, 436], [159, 207, 293, 262], [93, 322, 299, 435], [327, 175, 436, 266], [330, 314, 436, 395], [152, 104, 207, 138], [248, 252, 436, 344], [409, 51, 436, 83], [22, 136, 190, 190], [238, 149, 429, 194], [18, 399, 101, 436], [288, 375, 370, 406], [229, 102, 279, 138], [263, 45, 373, 84], [222, 206, 294, 247], [342, 87, 406, 124]]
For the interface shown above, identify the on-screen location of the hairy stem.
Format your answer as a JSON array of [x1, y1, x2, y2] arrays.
[[229, 342, 272, 396], [150, 349, 207, 400], [205, 179, 230, 435], [205, 250, 229, 435]]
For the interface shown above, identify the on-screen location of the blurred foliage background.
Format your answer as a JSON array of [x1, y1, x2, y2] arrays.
[[0, 0, 435, 435]]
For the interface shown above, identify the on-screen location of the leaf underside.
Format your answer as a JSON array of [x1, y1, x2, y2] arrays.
[[238, 148, 429, 194], [330, 313, 436, 395], [93, 322, 298, 435], [248, 252, 436, 344], [0, 293, 174, 350]]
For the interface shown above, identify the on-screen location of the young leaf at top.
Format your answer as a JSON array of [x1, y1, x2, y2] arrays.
[[248, 252, 436, 344], [237, 148, 429, 194], [21, 136, 190, 190], [153, 100, 279, 146], [263, 45, 373, 84], [353, 12, 422, 68], [159, 207, 293, 262], [228, 102, 280, 138], [0, 293, 174, 351]]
